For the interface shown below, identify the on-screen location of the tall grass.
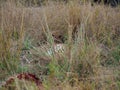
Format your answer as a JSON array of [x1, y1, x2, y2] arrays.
[[0, 0, 120, 90], [0, 2, 25, 80]]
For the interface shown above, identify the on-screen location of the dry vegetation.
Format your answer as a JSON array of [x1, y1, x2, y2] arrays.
[[0, 0, 120, 90]]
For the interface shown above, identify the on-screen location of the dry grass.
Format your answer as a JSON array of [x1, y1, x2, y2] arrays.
[[0, 0, 120, 90]]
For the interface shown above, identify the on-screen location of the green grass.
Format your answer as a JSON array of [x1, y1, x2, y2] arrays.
[[0, 0, 120, 90]]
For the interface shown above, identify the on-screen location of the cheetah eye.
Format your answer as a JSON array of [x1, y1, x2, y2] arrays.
[[27, 51, 32, 54], [52, 34, 55, 37]]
